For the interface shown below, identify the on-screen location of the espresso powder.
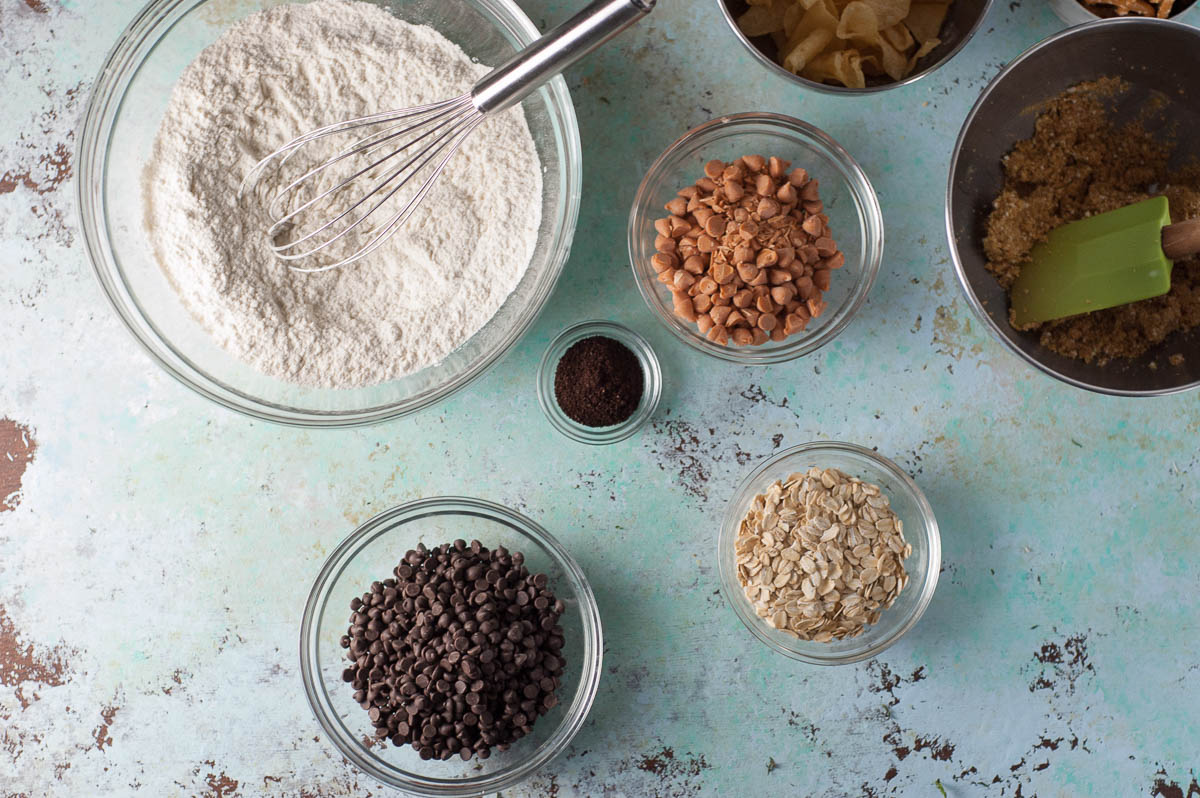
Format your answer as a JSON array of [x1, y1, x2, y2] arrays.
[[553, 336, 644, 427]]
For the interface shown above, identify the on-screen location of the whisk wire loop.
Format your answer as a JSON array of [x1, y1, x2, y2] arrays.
[[242, 0, 654, 272], [265, 101, 476, 252], [292, 117, 484, 274], [269, 106, 482, 272]]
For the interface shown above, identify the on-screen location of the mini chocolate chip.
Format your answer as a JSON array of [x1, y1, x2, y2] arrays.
[[342, 540, 567, 762]]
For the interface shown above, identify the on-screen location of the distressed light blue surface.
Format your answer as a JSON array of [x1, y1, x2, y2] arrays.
[[1, 0, 1199, 796]]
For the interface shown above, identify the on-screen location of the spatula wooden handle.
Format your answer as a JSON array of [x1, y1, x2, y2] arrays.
[[1163, 218, 1200, 261]]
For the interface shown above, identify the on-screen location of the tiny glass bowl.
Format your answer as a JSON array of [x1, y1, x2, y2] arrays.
[[300, 497, 603, 797], [718, 442, 940, 665], [535, 320, 663, 445], [628, 113, 883, 364]]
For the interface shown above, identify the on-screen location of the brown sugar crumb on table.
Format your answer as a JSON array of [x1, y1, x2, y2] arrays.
[[982, 77, 1200, 365]]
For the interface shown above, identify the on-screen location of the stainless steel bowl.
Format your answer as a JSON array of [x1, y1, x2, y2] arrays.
[[717, 0, 993, 94], [1048, 0, 1197, 26], [947, 19, 1200, 396]]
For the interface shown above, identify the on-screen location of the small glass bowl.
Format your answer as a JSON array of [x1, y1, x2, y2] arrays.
[[628, 113, 883, 365], [535, 320, 662, 445], [300, 497, 603, 797], [718, 442, 940, 665]]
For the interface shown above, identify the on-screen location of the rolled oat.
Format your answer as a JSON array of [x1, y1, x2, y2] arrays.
[[734, 467, 911, 642]]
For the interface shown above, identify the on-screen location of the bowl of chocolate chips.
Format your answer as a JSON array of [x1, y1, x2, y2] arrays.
[[300, 497, 602, 797]]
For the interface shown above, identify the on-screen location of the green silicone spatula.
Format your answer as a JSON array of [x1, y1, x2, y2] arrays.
[[1010, 196, 1200, 327]]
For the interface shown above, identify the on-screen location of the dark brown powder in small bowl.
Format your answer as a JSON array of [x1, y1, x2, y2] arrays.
[[553, 336, 644, 427]]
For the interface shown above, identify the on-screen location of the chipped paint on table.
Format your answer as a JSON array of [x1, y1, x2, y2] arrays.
[[2, 0, 1199, 796]]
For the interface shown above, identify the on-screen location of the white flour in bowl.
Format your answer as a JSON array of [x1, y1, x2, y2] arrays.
[[142, 0, 542, 389]]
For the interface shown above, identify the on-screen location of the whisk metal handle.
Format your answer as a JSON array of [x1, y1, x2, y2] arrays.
[[471, 0, 654, 115]]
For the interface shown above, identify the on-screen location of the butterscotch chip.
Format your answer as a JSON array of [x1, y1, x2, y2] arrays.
[[651, 154, 844, 344]]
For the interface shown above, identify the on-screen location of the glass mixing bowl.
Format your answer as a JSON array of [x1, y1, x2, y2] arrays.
[[77, 0, 580, 427], [718, 442, 940, 664], [300, 497, 602, 796], [628, 113, 883, 364]]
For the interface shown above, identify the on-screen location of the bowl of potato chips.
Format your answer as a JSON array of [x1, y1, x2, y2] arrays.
[[718, 0, 992, 92]]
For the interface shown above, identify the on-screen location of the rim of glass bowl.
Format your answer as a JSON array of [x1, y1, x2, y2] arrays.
[[299, 496, 603, 797], [76, 0, 581, 428], [628, 113, 883, 364], [715, 0, 994, 95], [717, 442, 941, 665], [535, 320, 663, 445]]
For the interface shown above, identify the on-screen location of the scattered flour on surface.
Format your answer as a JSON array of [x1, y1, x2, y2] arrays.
[[142, 0, 542, 388]]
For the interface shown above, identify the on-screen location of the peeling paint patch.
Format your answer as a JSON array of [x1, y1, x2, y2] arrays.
[[912, 735, 956, 762], [92, 702, 119, 751], [0, 419, 38, 513], [21, 0, 49, 12], [202, 770, 240, 797], [0, 77, 85, 245], [865, 660, 927, 706], [1151, 769, 1200, 798], [1027, 632, 1094, 694], [0, 604, 73, 707], [647, 419, 712, 500], [635, 746, 711, 794], [0, 143, 72, 197]]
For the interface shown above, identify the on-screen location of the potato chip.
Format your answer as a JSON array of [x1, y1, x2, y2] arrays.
[[876, 38, 908, 80], [836, 2, 881, 44], [905, 38, 940, 73], [783, 1, 839, 51], [750, 0, 955, 88], [784, 28, 835, 73], [820, 50, 866, 88], [861, 0, 911, 27], [903, 1, 951, 43], [880, 22, 914, 52]]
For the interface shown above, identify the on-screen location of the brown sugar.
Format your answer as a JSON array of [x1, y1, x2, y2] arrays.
[[982, 78, 1200, 365]]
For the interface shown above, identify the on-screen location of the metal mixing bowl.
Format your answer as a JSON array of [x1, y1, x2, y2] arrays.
[[717, 0, 993, 94], [78, 0, 580, 427], [946, 19, 1200, 396], [1048, 0, 1197, 26]]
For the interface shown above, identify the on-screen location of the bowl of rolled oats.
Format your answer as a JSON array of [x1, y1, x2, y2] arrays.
[[718, 442, 940, 664]]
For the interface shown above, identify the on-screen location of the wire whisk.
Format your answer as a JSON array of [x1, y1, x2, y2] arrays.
[[242, 0, 654, 273]]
